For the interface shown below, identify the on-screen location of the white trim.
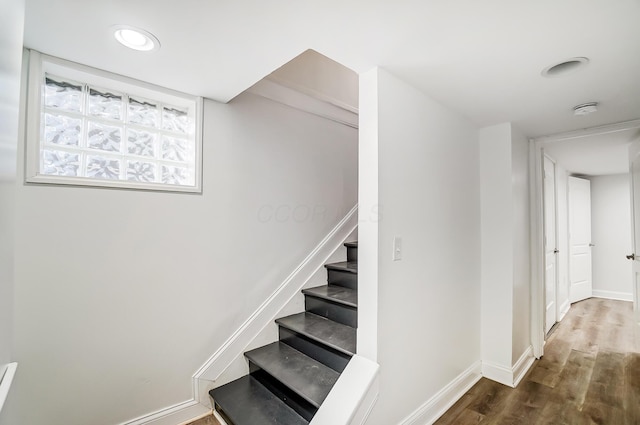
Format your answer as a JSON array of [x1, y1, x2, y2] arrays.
[[212, 410, 229, 425], [120, 400, 209, 425], [512, 346, 535, 387], [175, 411, 213, 425], [529, 138, 545, 358], [481, 361, 513, 387], [24, 50, 204, 193], [194, 205, 358, 383], [630, 141, 640, 325], [534, 119, 640, 144], [398, 361, 482, 425], [247, 79, 358, 129], [0, 362, 18, 414], [481, 346, 535, 388], [544, 153, 560, 335], [558, 299, 571, 321], [310, 355, 379, 425], [350, 390, 378, 425], [592, 290, 634, 302]]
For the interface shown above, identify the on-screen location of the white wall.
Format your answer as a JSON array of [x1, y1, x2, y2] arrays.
[[555, 165, 570, 318], [357, 68, 379, 362], [479, 123, 531, 384], [590, 174, 632, 300], [267, 49, 358, 112], [11, 89, 358, 425], [510, 126, 530, 364], [0, 0, 25, 420], [360, 68, 481, 425], [479, 123, 513, 369]]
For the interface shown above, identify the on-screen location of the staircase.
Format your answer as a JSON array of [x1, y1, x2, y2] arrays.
[[210, 241, 358, 425]]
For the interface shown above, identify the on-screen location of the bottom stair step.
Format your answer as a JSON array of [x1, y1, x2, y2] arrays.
[[210, 375, 309, 425], [245, 341, 340, 408]]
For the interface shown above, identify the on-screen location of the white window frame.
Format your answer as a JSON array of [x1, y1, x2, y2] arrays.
[[25, 50, 203, 193]]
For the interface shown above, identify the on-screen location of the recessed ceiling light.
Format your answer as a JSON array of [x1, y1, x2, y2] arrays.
[[113, 25, 160, 51], [573, 102, 598, 116], [542, 57, 589, 77]]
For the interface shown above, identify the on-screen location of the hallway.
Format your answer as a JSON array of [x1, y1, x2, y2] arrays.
[[436, 298, 640, 424]]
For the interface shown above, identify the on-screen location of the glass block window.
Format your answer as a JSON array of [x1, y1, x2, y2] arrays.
[[26, 51, 202, 192]]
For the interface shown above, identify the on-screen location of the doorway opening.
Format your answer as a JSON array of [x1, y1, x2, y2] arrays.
[[530, 120, 640, 357]]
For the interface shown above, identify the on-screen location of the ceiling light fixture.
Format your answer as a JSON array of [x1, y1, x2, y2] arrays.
[[573, 102, 598, 116], [113, 25, 160, 51], [542, 57, 589, 77]]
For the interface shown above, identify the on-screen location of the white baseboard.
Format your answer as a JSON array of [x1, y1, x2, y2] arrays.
[[212, 410, 229, 425], [558, 299, 571, 321], [482, 346, 535, 388], [398, 361, 482, 425], [512, 346, 535, 387], [120, 400, 210, 425], [481, 361, 513, 387], [176, 411, 213, 425], [0, 362, 18, 415], [592, 290, 633, 302]]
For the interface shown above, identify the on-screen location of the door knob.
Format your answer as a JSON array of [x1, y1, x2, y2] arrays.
[[554, 249, 559, 254], [626, 253, 636, 260], [589, 243, 595, 247]]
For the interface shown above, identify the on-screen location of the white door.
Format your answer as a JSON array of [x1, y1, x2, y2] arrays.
[[543, 156, 558, 334], [628, 142, 640, 325], [569, 177, 593, 303]]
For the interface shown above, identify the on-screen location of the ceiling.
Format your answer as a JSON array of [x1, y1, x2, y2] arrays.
[[542, 126, 640, 176], [22, 0, 640, 141]]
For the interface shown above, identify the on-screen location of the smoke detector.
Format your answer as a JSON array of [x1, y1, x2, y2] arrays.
[[573, 102, 598, 116]]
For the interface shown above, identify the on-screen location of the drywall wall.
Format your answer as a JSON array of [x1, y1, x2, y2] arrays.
[[479, 123, 514, 370], [479, 123, 532, 385], [267, 49, 358, 112], [0, 0, 24, 421], [356, 67, 379, 362], [360, 67, 481, 425], [556, 165, 570, 318], [510, 125, 531, 364], [590, 174, 632, 300], [12, 87, 358, 425]]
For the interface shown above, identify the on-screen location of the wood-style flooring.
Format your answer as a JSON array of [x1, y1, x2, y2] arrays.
[[436, 298, 640, 425]]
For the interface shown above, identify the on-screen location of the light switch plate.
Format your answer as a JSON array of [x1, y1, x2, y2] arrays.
[[393, 236, 402, 261]]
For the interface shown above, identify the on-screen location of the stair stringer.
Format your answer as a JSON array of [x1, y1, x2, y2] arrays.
[[194, 205, 358, 406], [309, 354, 379, 425]]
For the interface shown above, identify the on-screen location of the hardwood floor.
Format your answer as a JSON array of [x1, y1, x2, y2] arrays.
[[435, 298, 640, 425]]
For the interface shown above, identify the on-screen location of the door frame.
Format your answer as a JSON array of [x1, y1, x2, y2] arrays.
[[529, 119, 640, 358], [628, 141, 640, 325], [542, 154, 559, 335]]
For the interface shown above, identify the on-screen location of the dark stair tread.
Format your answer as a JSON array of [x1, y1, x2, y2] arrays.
[[210, 375, 309, 425], [245, 342, 339, 408], [324, 261, 357, 274], [302, 285, 357, 308], [344, 241, 358, 248], [276, 312, 356, 355]]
